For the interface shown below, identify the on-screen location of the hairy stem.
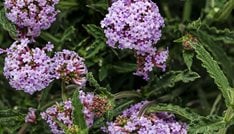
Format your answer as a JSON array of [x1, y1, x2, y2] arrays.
[[61, 80, 67, 101], [183, 0, 192, 21]]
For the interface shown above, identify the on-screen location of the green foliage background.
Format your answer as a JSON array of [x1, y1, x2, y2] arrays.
[[0, 0, 234, 133]]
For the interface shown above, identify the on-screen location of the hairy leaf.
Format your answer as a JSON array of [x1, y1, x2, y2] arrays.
[[146, 103, 202, 121], [189, 116, 225, 134], [83, 24, 105, 40], [72, 90, 87, 131], [145, 70, 200, 97], [183, 50, 194, 70], [190, 39, 232, 105]]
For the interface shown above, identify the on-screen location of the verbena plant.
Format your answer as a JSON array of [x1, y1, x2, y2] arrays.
[[0, 0, 234, 133]]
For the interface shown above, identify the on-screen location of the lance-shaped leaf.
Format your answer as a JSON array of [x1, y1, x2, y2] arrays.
[[145, 103, 202, 121], [72, 90, 88, 131], [145, 70, 200, 97], [190, 38, 233, 105]]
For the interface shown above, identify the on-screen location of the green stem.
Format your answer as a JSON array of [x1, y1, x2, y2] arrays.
[[214, 0, 234, 22], [218, 107, 234, 133], [61, 80, 67, 101], [57, 1, 79, 10], [161, 2, 172, 20], [114, 91, 141, 100], [210, 94, 222, 115], [182, 0, 192, 21], [40, 32, 60, 45], [18, 123, 29, 134]]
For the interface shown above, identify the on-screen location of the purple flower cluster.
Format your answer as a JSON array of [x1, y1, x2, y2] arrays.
[[135, 49, 169, 80], [52, 50, 88, 86], [102, 101, 187, 134], [25, 107, 37, 123], [2, 39, 87, 94], [4, 0, 59, 38], [41, 90, 111, 134], [3, 39, 55, 94], [101, 0, 168, 80], [101, 0, 164, 54], [41, 99, 73, 134]]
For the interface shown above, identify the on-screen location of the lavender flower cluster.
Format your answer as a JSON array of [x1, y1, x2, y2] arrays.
[[41, 90, 111, 134], [4, 0, 59, 38], [3, 39, 55, 94], [25, 108, 37, 123], [3, 43, 87, 94], [52, 50, 88, 87], [101, 0, 168, 80], [102, 101, 187, 134]]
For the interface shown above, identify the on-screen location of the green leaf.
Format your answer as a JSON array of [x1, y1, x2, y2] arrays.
[[72, 90, 87, 131], [61, 26, 76, 43], [83, 24, 105, 39], [213, 0, 234, 22], [85, 40, 106, 59], [193, 30, 234, 86], [203, 26, 234, 44], [189, 116, 225, 134], [0, 9, 17, 39], [190, 39, 232, 105], [183, 50, 194, 70], [0, 109, 21, 117], [99, 65, 108, 81], [146, 103, 203, 121], [114, 91, 141, 99], [145, 70, 200, 97], [38, 86, 52, 110], [86, 3, 108, 15]]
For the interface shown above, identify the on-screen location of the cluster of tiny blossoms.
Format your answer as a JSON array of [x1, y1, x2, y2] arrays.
[[135, 50, 169, 79], [52, 50, 88, 87], [41, 90, 111, 134], [4, 0, 59, 38], [3, 39, 55, 94], [102, 101, 187, 134], [2, 39, 87, 94], [101, 0, 168, 80]]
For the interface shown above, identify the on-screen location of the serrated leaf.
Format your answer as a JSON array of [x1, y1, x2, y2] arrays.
[[183, 50, 194, 70], [190, 39, 232, 105], [146, 103, 202, 121], [0, 109, 21, 117], [146, 70, 200, 97], [72, 90, 87, 130], [86, 3, 108, 15], [61, 26, 76, 43], [83, 24, 105, 39], [85, 40, 106, 59], [114, 91, 141, 99], [189, 116, 225, 134], [194, 30, 234, 86]]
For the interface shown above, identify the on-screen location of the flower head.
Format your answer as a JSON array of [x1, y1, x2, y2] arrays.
[[25, 108, 37, 123], [4, 0, 59, 38], [41, 90, 111, 134], [134, 49, 169, 80], [3, 38, 55, 94], [102, 101, 187, 134], [52, 50, 88, 87], [101, 0, 164, 54]]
